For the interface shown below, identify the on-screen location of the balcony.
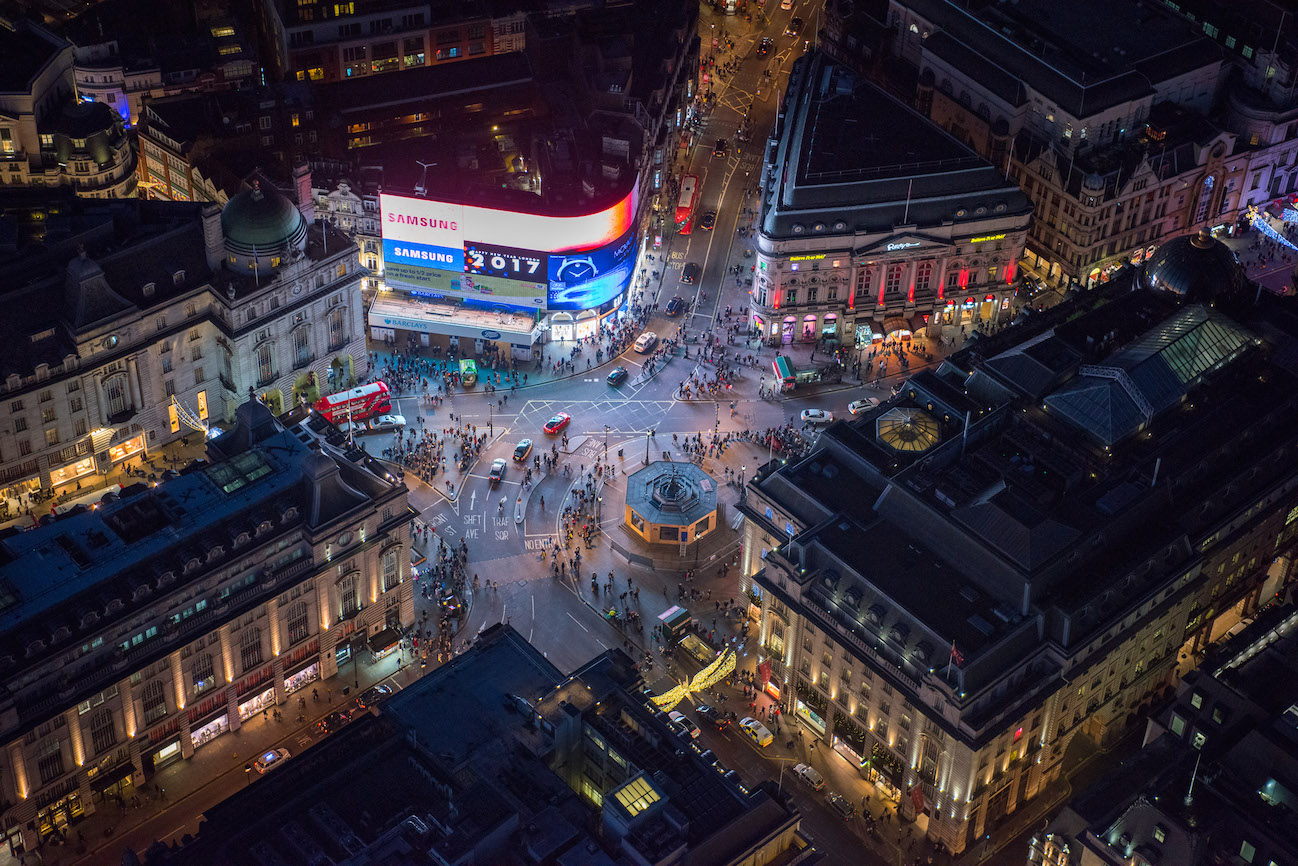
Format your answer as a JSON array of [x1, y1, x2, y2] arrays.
[[256, 372, 280, 389], [292, 354, 316, 371]]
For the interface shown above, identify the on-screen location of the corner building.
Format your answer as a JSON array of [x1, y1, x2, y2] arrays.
[[0, 398, 413, 853], [739, 231, 1298, 853], [752, 52, 1032, 349]]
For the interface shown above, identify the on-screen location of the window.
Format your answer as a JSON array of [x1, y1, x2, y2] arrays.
[[162, 357, 172, 374], [328, 307, 345, 348], [1240, 840, 1256, 863], [164, 379, 175, 397], [89, 708, 116, 754], [382, 548, 400, 591], [885, 264, 904, 295], [915, 261, 933, 291], [193, 367, 205, 386], [239, 626, 263, 672], [192, 652, 215, 695], [293, 327, 311, 367], [141, 679, 167, 725], [256, 344, 273, 384], [13, 416, 26, 433], [39, 389, 51, 403], [286, 600, 309, 645], [41, 408, 56, 423], [1153, 825, 1167, 844], [75, 418, 87, 436], [9, 399, 22, 412], [339, 574, 358, 618], [37, 746, 64, 786], [45, 428, 59, 447], [105, 375, 128, 416]]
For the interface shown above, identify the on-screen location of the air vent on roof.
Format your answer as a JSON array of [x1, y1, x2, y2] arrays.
[[959, 584, 981, 602], [967, 615, 994, 635], [993, 605, 1014, 623]]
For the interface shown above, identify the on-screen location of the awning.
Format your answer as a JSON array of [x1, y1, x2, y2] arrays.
[[773, 356, 794, 381], [88, 762, 134, 793], [367, 626, 401, 654]]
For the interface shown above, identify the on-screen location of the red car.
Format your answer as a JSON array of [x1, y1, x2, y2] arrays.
[[543, 412, 571, 434]]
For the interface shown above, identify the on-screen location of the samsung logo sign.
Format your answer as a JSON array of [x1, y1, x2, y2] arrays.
[[387, 214, 458, 229], [391, 247, 458, 264], [886, 241, 923, 251]]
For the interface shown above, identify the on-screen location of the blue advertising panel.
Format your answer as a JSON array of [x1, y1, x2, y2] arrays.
[[546, 226, 637, 311]]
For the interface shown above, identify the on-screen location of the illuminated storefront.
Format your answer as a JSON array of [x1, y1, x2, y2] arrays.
[[108, 434, 145, 464], [49, 456, 95, 487]]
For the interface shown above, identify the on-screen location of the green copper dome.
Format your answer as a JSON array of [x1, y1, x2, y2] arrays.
[[221, 181, 307, 258]]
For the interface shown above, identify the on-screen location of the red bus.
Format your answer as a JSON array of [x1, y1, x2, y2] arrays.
[[675, 175, 699, 234], [313, 381, 392, 424]]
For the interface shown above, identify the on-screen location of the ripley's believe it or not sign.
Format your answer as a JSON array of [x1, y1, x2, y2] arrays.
[[380, 184, 639, 311]]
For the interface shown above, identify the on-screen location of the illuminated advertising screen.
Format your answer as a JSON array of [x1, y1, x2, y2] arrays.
[[380, 183, 638, 311]]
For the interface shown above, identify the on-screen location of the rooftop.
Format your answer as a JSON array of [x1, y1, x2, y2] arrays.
[[908, 0, 1222, 117], [763, 52, 1031, 239], [0, 18, 69, 93]]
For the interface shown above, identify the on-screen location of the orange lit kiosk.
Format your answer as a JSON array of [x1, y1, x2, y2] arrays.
[[623, 461, 718, 550]]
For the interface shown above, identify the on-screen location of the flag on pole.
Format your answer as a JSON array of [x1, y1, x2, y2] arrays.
[[949, 640, 964, 667]]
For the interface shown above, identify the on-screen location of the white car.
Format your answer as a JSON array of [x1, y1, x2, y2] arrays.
[[792, 762, 825, 791], [368, 414, 406, 432], [635, 332, 659, 353], [847, 398, 879, 415], [800, 409, 834, 425], [253, 747, 291, 774], [669, 711, 700, 739], [781, 0, 793, 8]]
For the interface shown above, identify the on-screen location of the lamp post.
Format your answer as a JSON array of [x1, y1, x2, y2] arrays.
[[604, 424, 610, 456], [414, 160, 438, 196]]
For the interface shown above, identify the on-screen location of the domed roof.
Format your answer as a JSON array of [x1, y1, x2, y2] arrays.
[[1140, 229, 1246, 303], [221, 181, 307, 256]]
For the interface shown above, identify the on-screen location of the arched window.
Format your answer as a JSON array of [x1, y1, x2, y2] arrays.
[[191, 652, 216, 695], [1195, 175, 1215, 224], [915, 262, 934, 291], [286, 600, 310, 645], [239, 626, 263, 672], [141, 679, 168, 725], [89, 707, 117, 754]]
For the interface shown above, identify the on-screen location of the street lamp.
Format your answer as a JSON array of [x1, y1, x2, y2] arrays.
[[604, 424, 610, 455], [414, 160, 438, 196]]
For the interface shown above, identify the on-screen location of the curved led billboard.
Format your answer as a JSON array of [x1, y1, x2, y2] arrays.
[[380, 183, 638, 311]]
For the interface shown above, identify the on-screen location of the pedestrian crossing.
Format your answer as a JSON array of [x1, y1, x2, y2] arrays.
[[512, 399, 678, 436]]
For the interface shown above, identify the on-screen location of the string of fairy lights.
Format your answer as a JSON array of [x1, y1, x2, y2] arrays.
[[1247, 204, 1298, 253], [651, 647, 737, 712]]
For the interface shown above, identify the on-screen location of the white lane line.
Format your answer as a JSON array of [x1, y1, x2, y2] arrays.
[[568, 612, 590, 632]]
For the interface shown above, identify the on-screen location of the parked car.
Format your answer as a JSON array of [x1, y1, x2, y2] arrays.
[[607, 366, 629, 386], [697, 705, 731, 731], [792, 763, 825, 791], [847, 397, 880, 415], [682, 262, 701, 284], [635, 332, 659, 353], [800, 409, 834, 425], [355, 684, 393, 709], [543, 412, 571, 434], [739, 717, 774, 747], [827, 791, 857, 820], [757, 37, 773, 56], [488, 458, 507, 485], [714, 138, 729, 157], [699, 210, 716, 231], [369, 414, 406, 432], [669, 711, 700, 739], [513, 439, 533, 462], [780, 0, 793, 9], [253, 747, 291, 774], [665, 295, 686, 316]]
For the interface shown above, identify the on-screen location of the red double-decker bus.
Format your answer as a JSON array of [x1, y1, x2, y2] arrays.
[[675, 175, 700, 234], [313, 381, 392, 424]]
